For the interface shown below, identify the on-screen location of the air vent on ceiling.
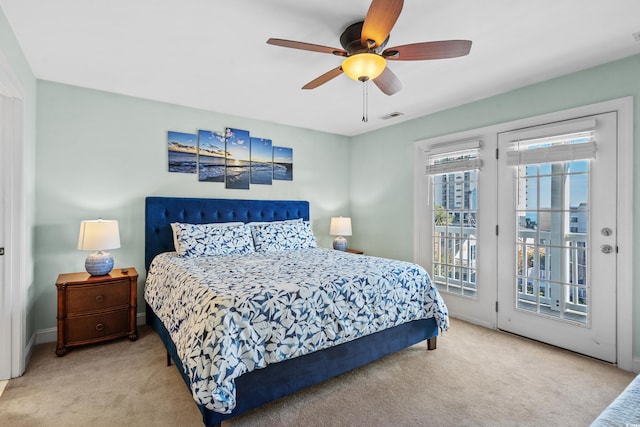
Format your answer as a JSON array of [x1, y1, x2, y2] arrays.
[[381, 112, 405, 120]]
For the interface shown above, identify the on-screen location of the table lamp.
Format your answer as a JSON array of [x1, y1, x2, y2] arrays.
[[330, 217, 352, 251], [77, 219, 120, 276]]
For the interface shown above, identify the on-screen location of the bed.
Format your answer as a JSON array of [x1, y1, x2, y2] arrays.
[[144, 196, 448, 426]]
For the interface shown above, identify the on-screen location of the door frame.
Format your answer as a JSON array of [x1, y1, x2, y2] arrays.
[[0, 49, 27, 379], [413, 130, 498, 330], [496, 111, 618, 363], [414, 96, 633, 371]]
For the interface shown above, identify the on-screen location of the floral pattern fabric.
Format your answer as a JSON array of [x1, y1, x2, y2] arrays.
[[250, 220, 317, 251], [172, 222, 254, 258], [591, 374, 640, 426], [144, 247, 448, 414]]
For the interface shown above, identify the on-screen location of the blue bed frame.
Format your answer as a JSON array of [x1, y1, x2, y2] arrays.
[[144, 196, 439, 427]]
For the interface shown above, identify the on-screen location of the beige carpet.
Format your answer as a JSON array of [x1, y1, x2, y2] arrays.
[[0, 318, 635, 427]]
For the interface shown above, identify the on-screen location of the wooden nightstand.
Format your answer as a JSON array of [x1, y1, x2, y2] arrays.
[[55, 268, 138, 356], [345, 248, 364, 255]]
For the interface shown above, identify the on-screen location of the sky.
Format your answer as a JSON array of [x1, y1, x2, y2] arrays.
[[168, 131, 196, 147], [523, 160, 588, 210], [251, 137, 273, 163], [197, 130, 225, 156], [273, 146, 293, 164], [225, 128, 251, 161]]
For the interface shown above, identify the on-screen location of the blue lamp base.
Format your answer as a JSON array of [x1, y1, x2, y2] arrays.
[[333, 236, 348, 251], [85, 251, 114, 276]]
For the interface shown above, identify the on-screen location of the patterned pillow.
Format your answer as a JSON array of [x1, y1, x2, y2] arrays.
[[250, 220, 317, 252], [170, 222, 243, 252], [246, 218, 303, 227], [171, 222, 254, 257]]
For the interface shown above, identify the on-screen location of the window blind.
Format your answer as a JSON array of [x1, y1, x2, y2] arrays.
[[425, 139, 482, 175], [506, 119, 597, 166]]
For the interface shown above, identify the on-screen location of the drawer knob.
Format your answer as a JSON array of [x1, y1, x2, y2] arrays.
[[95, 295, 104, 303], [95, 323, 104, 332]]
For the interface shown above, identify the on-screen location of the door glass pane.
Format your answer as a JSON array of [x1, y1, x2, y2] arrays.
[[524, 177, 538, 210], [514, 160, 590, 323], [432, 169, 478, 297]]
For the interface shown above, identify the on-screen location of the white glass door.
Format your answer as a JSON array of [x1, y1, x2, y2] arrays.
[[414, 135, 498, 330], [496, 112, 617, 362], [0, 93, 25, 379], [0, 96, 8, 379]]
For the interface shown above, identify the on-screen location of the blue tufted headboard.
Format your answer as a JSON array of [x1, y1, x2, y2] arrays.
[[145, 197, 310, 272]]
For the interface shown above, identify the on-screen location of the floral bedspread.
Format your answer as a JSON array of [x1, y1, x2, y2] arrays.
[[144, 247, 448, 413]]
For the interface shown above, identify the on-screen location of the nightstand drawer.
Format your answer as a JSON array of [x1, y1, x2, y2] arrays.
[[66, 309, 130, 343], [56, 268, 138, 356], [66, 279, 130, 313]]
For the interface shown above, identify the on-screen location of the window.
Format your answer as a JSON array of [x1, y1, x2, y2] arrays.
[[425, 140, 481, 297], [413, 97, 633, 369], [507, 124, 595, 322]]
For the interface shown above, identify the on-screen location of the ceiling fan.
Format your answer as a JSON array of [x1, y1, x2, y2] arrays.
[[266, 0, 472, 96]]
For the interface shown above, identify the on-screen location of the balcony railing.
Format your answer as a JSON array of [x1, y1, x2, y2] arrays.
[[432, 224, 477, 297], [516, 229, 588, 323], [431, 223, 589, 322]]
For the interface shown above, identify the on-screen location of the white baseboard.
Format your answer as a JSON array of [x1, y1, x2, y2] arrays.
[[35, 327, 56, 345], [632, 357, 640, 374], [24, 331, 36, 372], [35, 313, 147, 345], [137, 312, 146, 326], [449, 314, 495, 330]]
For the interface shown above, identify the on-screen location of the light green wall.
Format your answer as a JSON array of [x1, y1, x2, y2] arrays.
[[7, 0, 638, 364], [349, 54, 640, 363], [0, 9, 37, 344], [34, 81, 350, 331]]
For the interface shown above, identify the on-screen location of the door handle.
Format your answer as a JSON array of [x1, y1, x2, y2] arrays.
[[600, 244, 614, 254]]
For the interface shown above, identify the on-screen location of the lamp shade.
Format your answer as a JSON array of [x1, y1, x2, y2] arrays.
[[330, 217, 352, 236], [330, 217, 351, 251], [78, 219, 120, 276], [342, 53, 386, 82], [77, 220, 121, 251]]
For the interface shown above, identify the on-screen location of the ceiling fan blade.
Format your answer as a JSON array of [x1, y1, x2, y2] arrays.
[[302, 66, 344, 90], [361, 0, 404, 48], [267, 38, 347, 56], [383, 40, 472, 61], [373, 67, 402, 95]]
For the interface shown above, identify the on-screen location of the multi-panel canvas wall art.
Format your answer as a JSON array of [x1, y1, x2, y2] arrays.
[[224, 128, 251, 190], [197, 130, 226, 182], [273, 146, 293, 181], [250, 137, 273, 185], [167, 131, 197, 173], [168, 127, 292, 190]]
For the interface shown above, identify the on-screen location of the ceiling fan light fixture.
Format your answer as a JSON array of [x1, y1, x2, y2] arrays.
[[342, 53, 386, 82]]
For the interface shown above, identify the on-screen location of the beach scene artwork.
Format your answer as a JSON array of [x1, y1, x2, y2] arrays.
[[250, 137, 273, 185], [167, 127, 293, 188], [273, 146, 293, 181], [225, 127, 251, 190], [168, 131, 197, 173], [197, 130, 226, 182]]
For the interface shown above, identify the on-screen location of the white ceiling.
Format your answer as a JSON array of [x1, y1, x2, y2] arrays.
[[2, 0, 640, 136]]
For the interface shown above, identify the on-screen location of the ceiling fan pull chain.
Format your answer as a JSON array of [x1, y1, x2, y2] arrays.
[[362, 80, 369, 123]]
